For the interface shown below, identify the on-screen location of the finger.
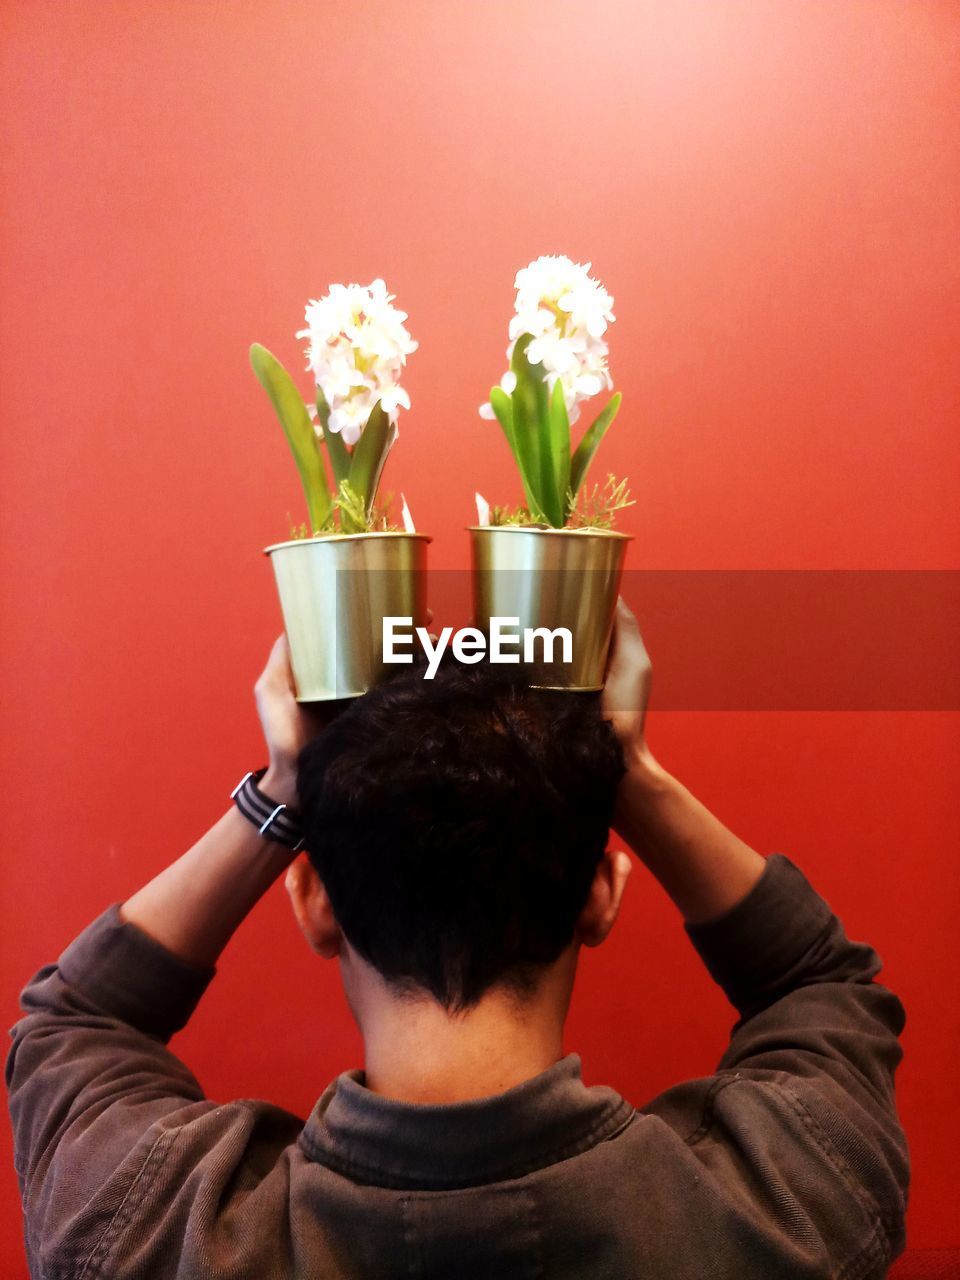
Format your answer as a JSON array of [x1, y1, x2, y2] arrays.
[[258, 633, 295, 693], [611, 597, 650, 663], [603, 597, 651, 710], [609, 597, 651, 673], [425, 606, 434, 626]]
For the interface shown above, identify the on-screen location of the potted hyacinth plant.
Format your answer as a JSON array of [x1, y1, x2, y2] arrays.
[[471, 255, 633, 690], [251, 278, 430, 701]]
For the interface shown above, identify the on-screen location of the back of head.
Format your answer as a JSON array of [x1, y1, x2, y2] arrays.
[[296, 649, 627, 1013]]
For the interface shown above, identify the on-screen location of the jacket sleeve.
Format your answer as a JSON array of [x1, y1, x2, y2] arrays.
[[647, 853, 910, 1278], [4, 904, 227, 1275]]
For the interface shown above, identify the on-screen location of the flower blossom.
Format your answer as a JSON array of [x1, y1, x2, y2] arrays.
[[479, 255, 615, 425], [297, 279, 417, 446]]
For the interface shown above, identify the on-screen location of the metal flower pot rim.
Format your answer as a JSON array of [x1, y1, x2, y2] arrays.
[[466, 525, 632, 540], [264, 530, 433, 556]]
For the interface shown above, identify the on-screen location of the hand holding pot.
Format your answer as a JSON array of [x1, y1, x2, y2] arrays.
[[254, 606, 437, 802], [255, 634, 348, 804], [601, 596, 653, 772]]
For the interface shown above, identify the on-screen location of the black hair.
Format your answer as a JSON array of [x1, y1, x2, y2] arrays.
[[296, 647, 626, 1012]]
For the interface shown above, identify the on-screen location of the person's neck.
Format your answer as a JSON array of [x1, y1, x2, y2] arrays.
[[348, 951, 577, 1105]]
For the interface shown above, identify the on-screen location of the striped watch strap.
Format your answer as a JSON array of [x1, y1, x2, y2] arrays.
[[230, 767, 305, 851]]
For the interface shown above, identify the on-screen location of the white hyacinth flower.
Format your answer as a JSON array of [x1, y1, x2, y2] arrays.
[[480, 255, 614, 425], [297, 278, 417, 446]]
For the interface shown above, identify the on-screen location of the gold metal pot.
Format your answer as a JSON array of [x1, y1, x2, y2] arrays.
[[264, 531, 431, 701], [467, 525, 631, 691]]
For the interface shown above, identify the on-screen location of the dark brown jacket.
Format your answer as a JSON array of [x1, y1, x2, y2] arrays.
[[6, 854, 909, 1278]]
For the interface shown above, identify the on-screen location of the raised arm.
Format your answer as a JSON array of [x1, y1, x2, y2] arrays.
[[5, 634, 334, 1276], [601, 597, 909, 1274], [602, 597, 766, 923]]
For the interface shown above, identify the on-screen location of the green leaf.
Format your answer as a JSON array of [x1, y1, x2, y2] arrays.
[[249, 343, 332, 532], [348, 400, 394, 516], [512, 336, 565, 527], [547, 378, 572, 523], [489, 386, 516, 452], [316, 387, 351, 487], [489, 386, 538, 515], [511, 335, 559, 524], [569, 392, 623, 503]]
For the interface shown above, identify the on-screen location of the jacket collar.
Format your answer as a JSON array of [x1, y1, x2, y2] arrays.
[[299, 1053, 634, 1191]]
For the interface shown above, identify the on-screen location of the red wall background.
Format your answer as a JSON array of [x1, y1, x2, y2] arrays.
[[1, 2, 957, 1272]]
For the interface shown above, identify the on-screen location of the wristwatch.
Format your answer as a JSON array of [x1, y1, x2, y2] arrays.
[[231, 767, 305, 851]]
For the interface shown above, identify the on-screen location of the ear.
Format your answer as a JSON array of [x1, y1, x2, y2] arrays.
[[574, 846, 632, 948], [284, 854, 343, 959]]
